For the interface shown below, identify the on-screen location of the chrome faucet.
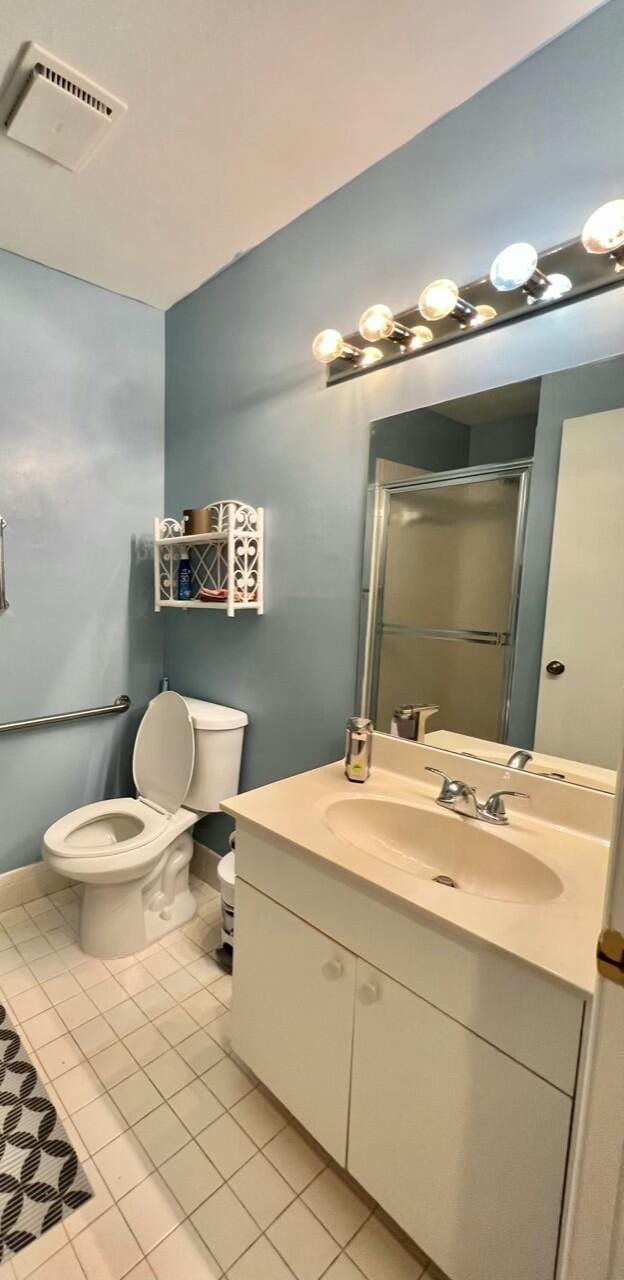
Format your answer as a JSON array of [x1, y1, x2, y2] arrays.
[[506, 749, 533, 770], [391, 703, 439, 743], [425, 767, 528, 825]]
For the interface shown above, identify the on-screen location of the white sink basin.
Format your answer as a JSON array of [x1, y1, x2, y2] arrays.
[[324, 797, 563, 904]]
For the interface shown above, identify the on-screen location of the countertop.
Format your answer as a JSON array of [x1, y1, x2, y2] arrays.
[[223, 741, 611, 997]]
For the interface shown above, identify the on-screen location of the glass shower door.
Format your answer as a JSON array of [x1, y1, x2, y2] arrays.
[[372, 467, 528, 741]]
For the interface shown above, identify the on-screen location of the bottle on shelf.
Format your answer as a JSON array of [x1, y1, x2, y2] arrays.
[[177, 550, 192, 601]]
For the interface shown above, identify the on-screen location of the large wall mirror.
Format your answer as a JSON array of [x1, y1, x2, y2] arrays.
[[358, 354, 624, 794]]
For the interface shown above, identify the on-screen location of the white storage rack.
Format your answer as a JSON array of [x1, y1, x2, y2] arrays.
[[154, 500, 264, 617]]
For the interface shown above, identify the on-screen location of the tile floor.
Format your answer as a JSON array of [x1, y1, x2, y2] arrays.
[[0, 877, 439, 1280]]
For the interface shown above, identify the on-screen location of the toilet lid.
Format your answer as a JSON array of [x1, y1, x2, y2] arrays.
[[133, 691, 195, 814]]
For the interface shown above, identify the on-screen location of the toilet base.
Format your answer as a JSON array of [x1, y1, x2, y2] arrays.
[[79, 832, 196, 959]]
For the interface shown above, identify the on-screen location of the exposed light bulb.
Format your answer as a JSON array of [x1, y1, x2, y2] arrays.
[[489, 243, 539, 291], [358, 346, 383, 367], [526, 273, 572, 305], [418, 279, 459, 321], [471, 304, 497, 328], [359, 305, 395, 342], [408, 325, 433, 350], [312, 329, 362, 365], [582, 199, 624, 255]]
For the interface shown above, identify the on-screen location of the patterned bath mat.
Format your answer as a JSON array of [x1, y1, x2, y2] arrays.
[[0, 1003, 92, 1263]]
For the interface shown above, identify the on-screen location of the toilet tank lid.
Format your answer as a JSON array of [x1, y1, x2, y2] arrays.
[[181, 696, 248, 731]]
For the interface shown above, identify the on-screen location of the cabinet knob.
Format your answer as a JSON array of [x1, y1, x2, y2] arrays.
[[358, 981, 380, 1005], [322, 958, 344, 981], [546, 660, 565, 676]]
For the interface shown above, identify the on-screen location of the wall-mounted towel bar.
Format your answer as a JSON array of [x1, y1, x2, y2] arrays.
[[0, 694, 131, 736]]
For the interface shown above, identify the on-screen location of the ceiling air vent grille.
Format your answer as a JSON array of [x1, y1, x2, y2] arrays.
[[33, 62, 113, 118], [1, 42, 127, 170]]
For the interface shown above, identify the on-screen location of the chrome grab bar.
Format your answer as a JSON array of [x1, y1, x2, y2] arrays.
[[0, 695, 131, 736], [0, 517, 8, 615]]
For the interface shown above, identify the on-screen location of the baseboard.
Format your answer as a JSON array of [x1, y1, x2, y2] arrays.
[[191, 841, 221, 892], [0, 861, 68, 912]]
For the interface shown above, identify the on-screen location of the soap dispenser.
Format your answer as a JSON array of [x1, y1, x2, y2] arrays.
[[345, 717, 373, 783]]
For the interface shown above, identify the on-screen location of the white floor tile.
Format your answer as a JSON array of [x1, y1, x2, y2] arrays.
[[147, 1221, 220, 1280], [209, 975, 232, 1008], [132, 1103, 189, 1164], [74, 962, 110, 992], [124, 1265, 156, 1280], [28, 1245, 85, 1280], [322, 1259, 367, 1280], [176, 1029, 223, 1075], [347, 1216, 426, 1280], [160, 1141, 222, 1214], [201, 1058, 253, 1109], [264, 1126, 325, 1193], [302, 1168, 371, 1246], [197, 1112, 257, 1179], [90, 1043, 136, 1090], [166, 937, 203, 967], [57, 994, 99, 1031], [124, 1024, 169, 1066], [117, 965, 155, 997], [42, 973, 82, 1006], [160, 969, 201, 1002], [168, 1078, 223, 1133], [18, 938, 52, 963], [65, 1159, 114, 1239], [53, 1063, 105, 1114], [231, 1087, 287, 1147], [143, 952, 180, 982], [119, 1172, 184, 1254], [153, 1007, 197, 1047], [29, 955, 66, 983], [132, 984, 175, 1021], [11, 987, 51, 1021], [227, 1237, 296, 1279], [72, 1095, 127, 1155], [145, 1049, 195, 1099], [36, 1034, 84, 1080], [94, 1129, 153, 1200], [72, 1017, 117, 1057], [183, 989, 222, 1027], [187, 955, 223, 986], [267, 1200, 340, 1280], [229, 1151, 295, 1229], [0, 966, 37, 996], [73, 1206, 142, 1280], [13, 1224, 68, 1278], [105, 1000, 148, 1038], [89, 979, 127, 1014], [20, 1008, 65, 1048], [192, 1184, 260, 1272], [206, 1011, 232, 1053], [110, 1071, 162, 1126]]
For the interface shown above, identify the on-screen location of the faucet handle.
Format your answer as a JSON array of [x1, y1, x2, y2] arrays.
[[482, 789, 529, 821], [425, 766, 476, 807]]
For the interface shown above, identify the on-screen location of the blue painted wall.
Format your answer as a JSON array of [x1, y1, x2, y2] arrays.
[[164, 0, 624, 851], [0, 250, 164, 871]]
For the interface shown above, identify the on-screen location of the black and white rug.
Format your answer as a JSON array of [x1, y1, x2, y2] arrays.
[[0, 1003, 92, 1262]]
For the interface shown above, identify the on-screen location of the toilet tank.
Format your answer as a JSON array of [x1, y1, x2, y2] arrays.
[[181, 697, 248, 814]]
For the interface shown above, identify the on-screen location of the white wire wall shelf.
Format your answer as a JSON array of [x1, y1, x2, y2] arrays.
[[154, 501, 264, 617]]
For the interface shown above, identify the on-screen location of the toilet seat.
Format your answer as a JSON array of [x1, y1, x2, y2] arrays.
[[43, 692, 197, 872]]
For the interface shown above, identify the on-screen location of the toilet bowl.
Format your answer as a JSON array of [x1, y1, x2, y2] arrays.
[[42, 691, 247, 959]]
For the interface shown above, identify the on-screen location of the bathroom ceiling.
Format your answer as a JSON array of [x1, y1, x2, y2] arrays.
[[0, 0, 607, 309]]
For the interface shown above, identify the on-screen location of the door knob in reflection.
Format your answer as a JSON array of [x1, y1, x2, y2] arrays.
[[546, 660, 566, 676]]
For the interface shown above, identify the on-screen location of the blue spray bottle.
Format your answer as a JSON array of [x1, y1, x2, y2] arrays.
[[178, 549, 192, 601]]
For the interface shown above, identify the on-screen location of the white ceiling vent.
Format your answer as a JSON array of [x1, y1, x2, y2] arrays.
[[2, 43, 127, 171]]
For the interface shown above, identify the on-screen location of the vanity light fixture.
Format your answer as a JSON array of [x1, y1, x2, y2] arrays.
[[582, 199, 624, 271], [526, 272, 572, 304], [359, 304, 432, 352], [418, 279, 478, 326], [489, 242, 549, 299], [312, 328, 381, 367]]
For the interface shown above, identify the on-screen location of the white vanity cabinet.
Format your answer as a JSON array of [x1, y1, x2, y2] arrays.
[[232, 828, 586, 1280], [234, 880, 356, 1163]]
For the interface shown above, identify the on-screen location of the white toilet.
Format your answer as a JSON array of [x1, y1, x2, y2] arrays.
[[42, 692, 248, 959]]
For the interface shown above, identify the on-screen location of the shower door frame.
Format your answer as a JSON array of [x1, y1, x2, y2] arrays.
[[358, 458, 532, 742]]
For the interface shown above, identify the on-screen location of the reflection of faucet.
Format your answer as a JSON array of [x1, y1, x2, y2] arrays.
[[425, 767, 529, 825], [506, 750, 533, 770], [392, 704, 439, 743]]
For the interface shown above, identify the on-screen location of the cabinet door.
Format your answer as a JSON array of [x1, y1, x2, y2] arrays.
[[349, 962, 572, 1280], [233, 880, 356, 1164]]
